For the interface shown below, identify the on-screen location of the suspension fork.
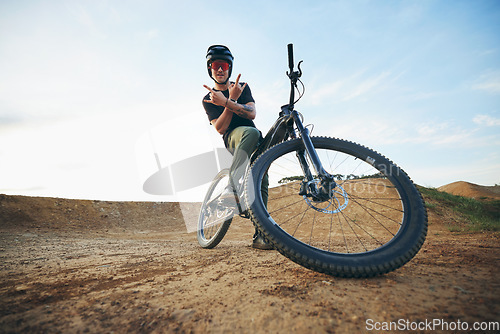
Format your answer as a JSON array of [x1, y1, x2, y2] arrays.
[[292, 110, 329, 178], [291, 110, 337, 200]]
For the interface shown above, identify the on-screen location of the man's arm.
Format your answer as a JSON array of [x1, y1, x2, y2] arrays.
[[210, 101, 255, 134], [226, 74, 256, 120], [210, 107, 233, 135], [203, 85, 233, 134], [203, 74, 256, 133], [226, 101, 256, 120]]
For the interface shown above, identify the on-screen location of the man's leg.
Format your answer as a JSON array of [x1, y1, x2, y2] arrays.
[[261, 172, 269, 208], [226, 126, 261, 194], [227, 127, 273, 250]]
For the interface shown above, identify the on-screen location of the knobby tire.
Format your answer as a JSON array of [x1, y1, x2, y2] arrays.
[[245, 136, 428, 277]]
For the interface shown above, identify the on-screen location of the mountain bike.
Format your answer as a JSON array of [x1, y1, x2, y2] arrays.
[[197, 44, 428, 278]]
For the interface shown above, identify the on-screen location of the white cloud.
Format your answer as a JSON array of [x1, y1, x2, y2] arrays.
[[320, 116, 485, 149], [472, 70, 500, 94], [310, 70, 402, 105], [414, 122, 469, 144], [407, 122, 494, 147], [310, 81, 343, 104], [144, 29, 159, 40], [475, 49, 498, 57], [68, 3, 108, 40], [473, 114, 500, 127], [342, 71, 393, 101]]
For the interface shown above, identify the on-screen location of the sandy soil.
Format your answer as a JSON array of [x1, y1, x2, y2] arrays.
[[0, 183, 499, 333]]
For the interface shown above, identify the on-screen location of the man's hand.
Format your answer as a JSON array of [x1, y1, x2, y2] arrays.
[[203, 85, 228, 107], [229, 74, 247, 100]]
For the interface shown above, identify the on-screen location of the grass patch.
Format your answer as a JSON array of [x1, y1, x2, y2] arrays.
[[418, 186, 500, 232]]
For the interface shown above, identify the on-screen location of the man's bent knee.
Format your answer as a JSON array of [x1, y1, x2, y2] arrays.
[[240, 127, 260, 147]]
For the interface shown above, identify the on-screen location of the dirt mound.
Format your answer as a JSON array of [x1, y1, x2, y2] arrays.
[[0, 194, 193, 234], [437, 181, 500, 200]]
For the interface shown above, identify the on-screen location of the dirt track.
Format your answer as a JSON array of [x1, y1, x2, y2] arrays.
[[0, 193, 499, 333]]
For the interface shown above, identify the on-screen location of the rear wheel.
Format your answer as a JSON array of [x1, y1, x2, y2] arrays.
[[197, 169, 234, 248], [245, 137, 427, 277]]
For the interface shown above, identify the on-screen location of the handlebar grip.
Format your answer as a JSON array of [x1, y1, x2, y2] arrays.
[[287, 43, 294, 71]]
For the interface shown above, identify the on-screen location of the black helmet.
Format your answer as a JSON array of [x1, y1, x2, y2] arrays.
[[206, 45, 233, 83]]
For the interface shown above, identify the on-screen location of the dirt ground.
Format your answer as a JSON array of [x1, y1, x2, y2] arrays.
[[0, 184, 499, 333]]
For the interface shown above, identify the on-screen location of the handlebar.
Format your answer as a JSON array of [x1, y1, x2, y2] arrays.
[[286, 43, 302, 107], [288, 43, 294, 72]]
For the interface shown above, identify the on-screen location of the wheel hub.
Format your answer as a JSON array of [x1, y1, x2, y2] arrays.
[[303, 183, 349, 214]]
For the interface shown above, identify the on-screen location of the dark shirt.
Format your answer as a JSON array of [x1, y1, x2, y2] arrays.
[[203, 83, 256, 147]]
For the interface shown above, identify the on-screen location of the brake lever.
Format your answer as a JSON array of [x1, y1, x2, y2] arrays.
[[286, 60, 303, 81], [297, 60, 303, 78], [287, 60, 303, 80]]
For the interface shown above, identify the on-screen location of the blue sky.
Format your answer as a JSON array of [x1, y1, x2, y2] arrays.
[[0, 0, 499, 201]]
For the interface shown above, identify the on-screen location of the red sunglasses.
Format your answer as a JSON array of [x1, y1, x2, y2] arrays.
[[210, 60, 230, 71]]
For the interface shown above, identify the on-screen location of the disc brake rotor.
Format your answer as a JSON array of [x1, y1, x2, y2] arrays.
[[303, 183, 349, 214]]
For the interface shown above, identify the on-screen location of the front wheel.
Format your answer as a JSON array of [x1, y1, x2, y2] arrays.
[[245, 137, 428, 277]]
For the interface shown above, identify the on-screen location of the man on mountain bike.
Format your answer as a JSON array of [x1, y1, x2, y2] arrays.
[[202, 45, 272, 250]]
